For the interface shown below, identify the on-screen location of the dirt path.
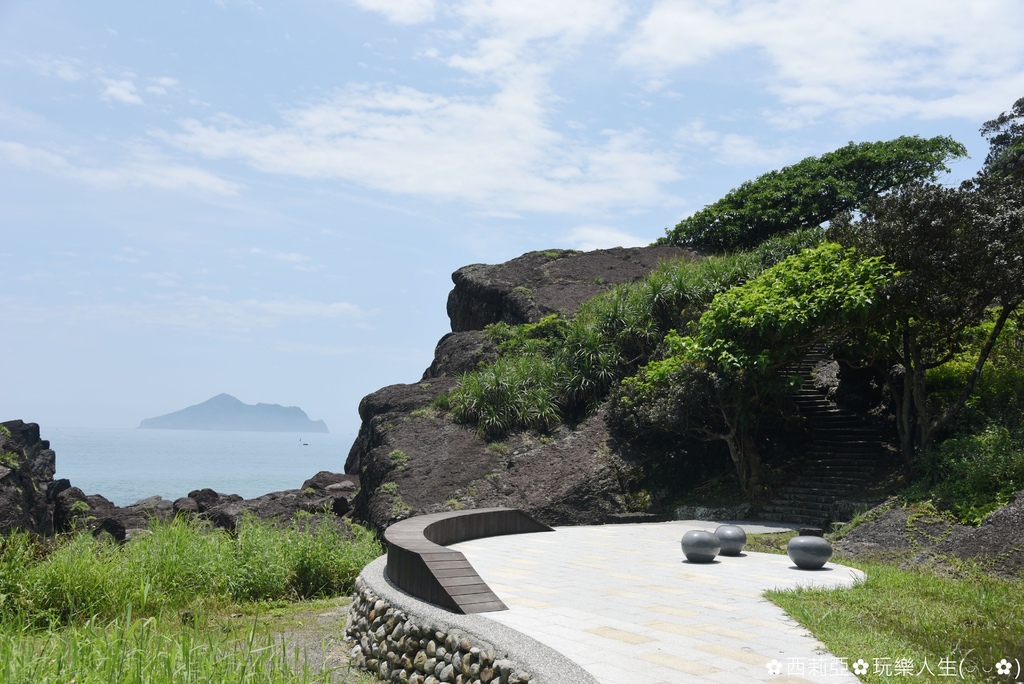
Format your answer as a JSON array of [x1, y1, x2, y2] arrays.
[[257, 597, 377, 684]]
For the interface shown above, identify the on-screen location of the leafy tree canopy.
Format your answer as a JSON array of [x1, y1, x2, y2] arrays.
[[831, 178, 1024, 466], [612, 242, 896, 498], [663, 135, 967, 252], [980, 95, 1024, 181]]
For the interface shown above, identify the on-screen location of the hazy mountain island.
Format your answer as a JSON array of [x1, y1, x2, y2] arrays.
[[138, 394, 329, 433]]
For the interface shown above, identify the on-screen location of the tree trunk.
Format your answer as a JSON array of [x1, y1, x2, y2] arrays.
[[919, 303, 1016, 458], [721, 430, 765, 502]]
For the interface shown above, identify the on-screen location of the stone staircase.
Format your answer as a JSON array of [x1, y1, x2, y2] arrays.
[[759, 355, 893, 527]]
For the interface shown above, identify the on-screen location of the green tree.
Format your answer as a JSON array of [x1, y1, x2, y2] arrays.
[[832, 180, 1024, 471], [663, 136, 967, 252], [980, 95, 1024, 181], [613, 243, 896, 498]]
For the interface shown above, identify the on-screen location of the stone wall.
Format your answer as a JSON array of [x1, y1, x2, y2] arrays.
[[345, 576, 531, 684]]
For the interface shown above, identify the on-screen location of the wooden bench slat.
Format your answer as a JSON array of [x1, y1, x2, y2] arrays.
[[383, 508, 553, 614]]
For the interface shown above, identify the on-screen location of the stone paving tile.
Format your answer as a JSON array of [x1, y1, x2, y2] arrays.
[[642, 603, 699, 619], [452, 520, 864, 684], [586, 626, 658, 644]]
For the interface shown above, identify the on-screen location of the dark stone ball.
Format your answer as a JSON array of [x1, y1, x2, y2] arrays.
[[681, 530, 720, 563], [787, 535, 833, 570], [714, 524, 747, 556]]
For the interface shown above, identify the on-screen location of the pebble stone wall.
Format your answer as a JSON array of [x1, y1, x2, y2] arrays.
[[346, 576, 533, 684]]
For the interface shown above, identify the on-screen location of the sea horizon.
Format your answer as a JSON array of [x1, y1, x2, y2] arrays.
[[46, 426, 355, 507]]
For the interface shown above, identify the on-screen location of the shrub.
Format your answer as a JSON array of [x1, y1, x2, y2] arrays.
[[388, 449, 410, 469], [929, 425, 1024, 524], [449, 229, 828, 438]]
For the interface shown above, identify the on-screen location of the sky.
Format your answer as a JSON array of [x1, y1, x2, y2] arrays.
[[2, 1, 1023, 437]]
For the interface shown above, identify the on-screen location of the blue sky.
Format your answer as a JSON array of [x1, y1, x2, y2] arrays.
[[2, 0, 1023, 436]]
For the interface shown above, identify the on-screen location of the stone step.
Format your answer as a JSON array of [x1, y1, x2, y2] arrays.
[[767, 350, 889, 528], [777, 493, 852, 506], [759, 510, 829, 525]]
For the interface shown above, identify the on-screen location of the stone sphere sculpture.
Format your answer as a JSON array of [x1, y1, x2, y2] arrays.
[[714, 524, 747, 556], [787, 535, 833, 570], [681, 530, 720, 563]]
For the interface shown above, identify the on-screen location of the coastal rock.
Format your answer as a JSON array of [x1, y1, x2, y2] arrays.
[[200, 483, 356, 532], [345, 245, 687, 531], [173, 496, 199, 516], [301, 471, 359, 493], [1, 420, 57, 483], [421, 331, 498, 380], [446, 245, 687, 332], [187, 488, 242, 512], [0, 429, 52, 535]]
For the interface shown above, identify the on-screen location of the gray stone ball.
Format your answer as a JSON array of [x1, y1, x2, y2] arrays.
[[787, 535, 833, 570], [681, 530, 720, 563], [714, 524, 747, 556]]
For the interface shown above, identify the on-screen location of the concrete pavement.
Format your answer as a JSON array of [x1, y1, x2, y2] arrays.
[[450, 520, 865, 684]]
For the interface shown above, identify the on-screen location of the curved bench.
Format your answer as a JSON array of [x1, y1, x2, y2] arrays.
[[384, 508, 553, 614]]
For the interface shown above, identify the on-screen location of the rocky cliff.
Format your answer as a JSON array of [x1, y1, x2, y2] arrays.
[[345, 245, 689, 531]]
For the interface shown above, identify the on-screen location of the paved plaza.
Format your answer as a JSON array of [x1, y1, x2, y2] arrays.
[[450, 521, 865, 684]]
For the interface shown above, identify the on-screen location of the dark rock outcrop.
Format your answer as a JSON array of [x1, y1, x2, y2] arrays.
[[201, 485, 353, 532], [2, 420, 56, 483], [0, 427, 52, 535], [347, 244, 688, 531], [447, 246, 688, 332]]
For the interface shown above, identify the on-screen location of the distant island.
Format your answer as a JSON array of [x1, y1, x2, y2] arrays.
[[138, 394, 329, 433]]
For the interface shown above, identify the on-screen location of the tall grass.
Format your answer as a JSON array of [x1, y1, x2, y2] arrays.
[[0, 513, 382, 628], [0, 614, 337, 684]]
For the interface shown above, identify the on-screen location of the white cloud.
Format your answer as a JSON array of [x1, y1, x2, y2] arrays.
[[26, 56, 83, 81], [101, 77, 144, 105], [351, 0, 437, 24], [447, 0, 627, 77], [249, 248, 321, 271], [563, 225, 653, 251], [145, 76, 179, 96], [621, 0, 1024, 125], [55, 294, 367, 333], [675, 121, 801, 167], [161, 81, 679, 214], [0, 140, 241, 195]]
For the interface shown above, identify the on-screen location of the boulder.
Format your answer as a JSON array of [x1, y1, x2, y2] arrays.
[[301, 471, 359, 493], [187, 488, 242, 513], [173, 496, 199, 516]]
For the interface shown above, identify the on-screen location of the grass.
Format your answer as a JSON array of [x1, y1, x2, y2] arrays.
[[0, 600, 379, 684], [747, 531, 1024, 681], [0, 514, 383, 683], [745, 530, 797, 554]]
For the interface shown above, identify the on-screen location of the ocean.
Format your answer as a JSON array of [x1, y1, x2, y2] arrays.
[[46, 427, 355, 507]]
